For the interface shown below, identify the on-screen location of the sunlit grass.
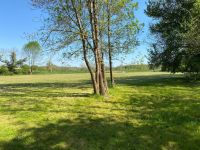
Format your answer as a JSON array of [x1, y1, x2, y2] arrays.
[[0, 72, 199, 150]]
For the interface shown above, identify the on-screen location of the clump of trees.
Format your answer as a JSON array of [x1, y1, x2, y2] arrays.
[[146, 0, 200, 78], [0, 41, 42, 75], [31, 0, 141, 95], [0, 51, 27, 75]]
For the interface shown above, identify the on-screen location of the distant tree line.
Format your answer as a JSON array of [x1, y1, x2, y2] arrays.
[[0, 58, 151, 75], [114, 64, 152, 72]]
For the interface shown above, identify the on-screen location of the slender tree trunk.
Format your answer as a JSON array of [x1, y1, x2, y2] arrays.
[[29, 57, 32, 74], [101, 52, 108, 92], [88, 0, 100, 93], [30, 66, 33, 74], [82, 39, 98, 94], [99, 29, 108, 92], [71, 0, 98, 95], [107, 0, 114, 86]]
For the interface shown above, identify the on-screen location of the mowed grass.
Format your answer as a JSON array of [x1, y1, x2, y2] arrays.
[[0, 72, 199, 150]]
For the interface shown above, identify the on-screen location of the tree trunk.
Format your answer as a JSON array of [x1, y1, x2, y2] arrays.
[[107, 0, 114, 86], [71, 0, 98, 95], [30, 66, 33, 74], [99, 28, 108, 92], [82, 39, 98, 94], [88, 0, 100, 93], [73, 0, 108, 95], [87, 0, 108, 95], [101, 52, 108, 92], [92, 0, 107, 95]]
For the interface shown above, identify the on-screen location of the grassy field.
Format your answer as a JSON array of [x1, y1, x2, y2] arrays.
[[0, 72, 199, 150]]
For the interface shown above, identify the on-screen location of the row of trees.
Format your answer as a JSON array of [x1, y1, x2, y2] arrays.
[[146, 0, 200, 76], [31, 0, 141, 95]]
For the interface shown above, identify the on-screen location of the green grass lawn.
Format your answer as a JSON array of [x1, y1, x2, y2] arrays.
[[0, 72, 199, 150]]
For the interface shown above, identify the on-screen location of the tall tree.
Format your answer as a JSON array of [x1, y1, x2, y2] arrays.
[[32, 0, 108, 95], [31, 0, 140, 95], [23, 41, 42, 74], [102, 0, 140, 86], [146, 0, 196, 73]]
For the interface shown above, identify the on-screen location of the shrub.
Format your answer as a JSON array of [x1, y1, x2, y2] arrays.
[[21, 65, 30, 74], [0, 66, 9, 75], [32, 65, 39, 71]]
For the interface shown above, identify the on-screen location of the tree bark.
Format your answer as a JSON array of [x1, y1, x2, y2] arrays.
[[101, 52, 108, 92], [88, 0, 100, 93], [92, 0, 107, 95]]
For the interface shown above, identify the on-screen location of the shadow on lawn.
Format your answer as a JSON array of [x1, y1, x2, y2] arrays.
[[1, 113, 200, 150], [0, 81, 91, 89], [0, 74, 199, 99], [0, 81, 92, 98], [1, 74, 200, 150], [115, 74, 200, 87]]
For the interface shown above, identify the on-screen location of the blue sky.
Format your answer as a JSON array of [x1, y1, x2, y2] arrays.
[[0, 0, 152, 67]]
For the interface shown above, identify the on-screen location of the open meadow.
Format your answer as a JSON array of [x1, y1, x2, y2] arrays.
[[0, 72, 200, 150]]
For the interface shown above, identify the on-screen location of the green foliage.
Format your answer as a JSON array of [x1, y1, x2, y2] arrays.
[[104, 0, 141, 55], [23, 41, 41, 54], [0, 66, 9, 75], [31, 65, 39, 71], [0, 52, 26, 74], [23, 41, 41, 73], [21, 65, 30, 74], [146, 0, 199, 75], [114, 64, 151, 72]]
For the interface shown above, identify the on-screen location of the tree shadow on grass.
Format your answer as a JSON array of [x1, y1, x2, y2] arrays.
[[0, 81, 91, 89], [115, 74, 200, 87], [0, 81, 92, 98], [0, 81, 93, 116], [1, 113, 200, 150]]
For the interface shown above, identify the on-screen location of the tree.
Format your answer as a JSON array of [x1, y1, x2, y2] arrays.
[[100, 0, 140, 86], [31, 0, 140, 95], [0, 51, 26, 74], [182, 0, 200, 53], [31, 0, 107, 95], [181, 0, 200, 76], [146, 0, 196, 73], [46, 59, 54, 72], [23, 41, 42, 74]]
